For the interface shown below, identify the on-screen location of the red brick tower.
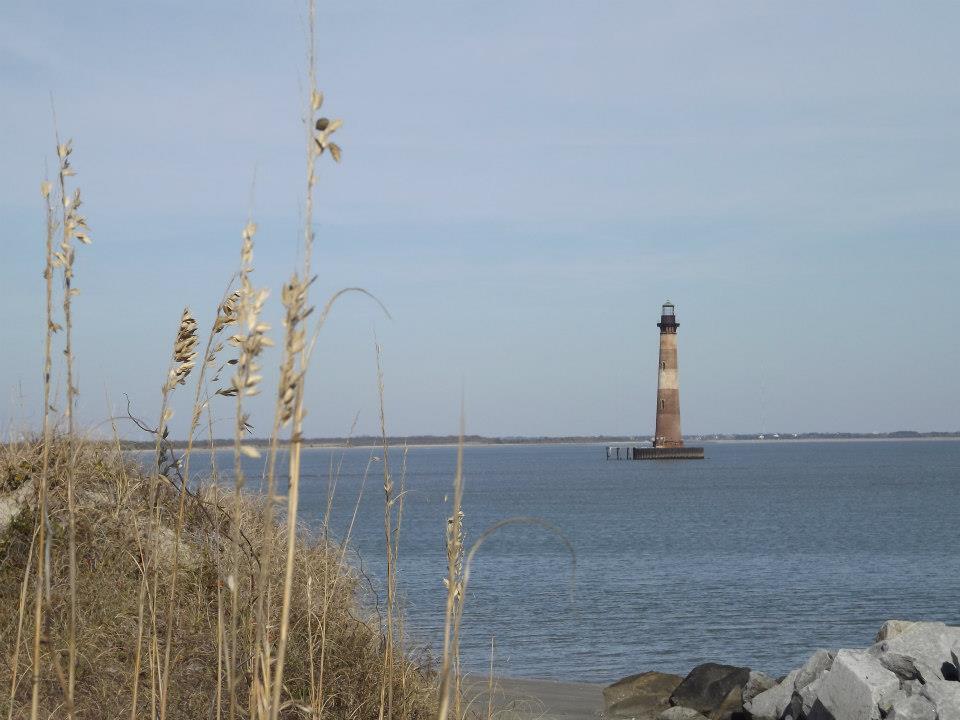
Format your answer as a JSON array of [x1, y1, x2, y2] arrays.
[[654, 301, 683, 448]]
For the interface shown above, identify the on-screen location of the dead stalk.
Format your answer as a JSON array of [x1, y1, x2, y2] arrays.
[[8, 526, 38, 720], [437, 410, 466, 720], [30, 174, 58, 720], [376, 340, 395, 720], [486, 638, 496, 720]]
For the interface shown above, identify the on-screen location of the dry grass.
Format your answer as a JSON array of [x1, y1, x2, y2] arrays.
[[0, 438, 437, 719], [0, 1, 496, 718]]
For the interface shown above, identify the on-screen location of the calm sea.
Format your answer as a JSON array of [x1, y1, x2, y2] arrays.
[[188, 440, 960, 683]]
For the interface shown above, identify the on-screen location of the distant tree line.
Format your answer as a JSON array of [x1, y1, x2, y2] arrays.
[[115, 430, 960, 450]]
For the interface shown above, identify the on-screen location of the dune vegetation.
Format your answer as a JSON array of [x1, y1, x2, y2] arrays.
[[0, 2, 470, 718], [0, 437, 438, 719]]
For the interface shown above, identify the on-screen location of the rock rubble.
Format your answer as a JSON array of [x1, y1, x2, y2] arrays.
[[603, 621, 960, 720]]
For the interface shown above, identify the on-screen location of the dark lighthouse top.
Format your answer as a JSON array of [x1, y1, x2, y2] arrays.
[[657, 301, 678, 334]]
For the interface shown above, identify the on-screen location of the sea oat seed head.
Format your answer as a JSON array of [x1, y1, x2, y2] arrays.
[[165, 308, 200, 391]]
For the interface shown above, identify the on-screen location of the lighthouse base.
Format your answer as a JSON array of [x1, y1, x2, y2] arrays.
[[633, 446, 704, 460], [606, 446, 705, 460]]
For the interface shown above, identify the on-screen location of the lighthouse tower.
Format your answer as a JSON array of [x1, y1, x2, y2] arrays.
[[605, 299, 702, 459], [654, 301, 683, 448]]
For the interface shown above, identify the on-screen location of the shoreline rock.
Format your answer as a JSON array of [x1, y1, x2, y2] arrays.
[[603, 671, 684, 719], [605, 621, 960, 720]]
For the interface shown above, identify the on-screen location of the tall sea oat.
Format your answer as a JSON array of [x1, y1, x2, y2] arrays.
[[252, 270, 310, 719], [268, 272, 312, 720], [54, 135, 91, 719], [128, 306, 198, 718], [154, 307, 202, 719], [300, 0, 342, 278], [266, 1, 342, 713], [158, 282, 240, 720], [219, 220, 271, 720]]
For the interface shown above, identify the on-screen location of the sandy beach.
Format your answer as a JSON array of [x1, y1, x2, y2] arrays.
[[462, 677, 605, 720]]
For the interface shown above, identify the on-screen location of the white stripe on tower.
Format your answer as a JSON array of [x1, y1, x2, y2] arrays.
[[657, 368, 678, 390]]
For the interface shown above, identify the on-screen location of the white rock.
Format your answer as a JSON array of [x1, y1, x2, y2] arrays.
[[743, 668, 798, 720], [902, 679, 924, 696], [742, 671, 777, 705], [815, 649, 900, 720], [796, 649, 834, 690], [873, 622, 960, 682], [876, 620, 918, 643], [885, 693, 936, 720], [799, 676, 824, 716], [920, 678, 960, 720]]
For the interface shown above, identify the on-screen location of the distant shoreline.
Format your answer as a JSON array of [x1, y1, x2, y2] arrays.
[[120, 432, 960, 451]]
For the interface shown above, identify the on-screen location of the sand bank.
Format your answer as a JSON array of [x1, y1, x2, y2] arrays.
[[462, 676, 604, 720]]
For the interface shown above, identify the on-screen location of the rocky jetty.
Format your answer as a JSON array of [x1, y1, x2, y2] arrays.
[[603, 621, 960, 720]]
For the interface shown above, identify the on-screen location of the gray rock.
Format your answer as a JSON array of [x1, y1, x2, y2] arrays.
[[798, 675, 824, 716], [920, 678, 960, 720], [656, 708, 709, 720], [871, 621, 960, 682], [885, 693, 936, 720], [902, 679, 924, 697], [742, 671, 777, 705], [710, 685, 743, 720], [668, 663, 750, 719], [805, 698, 836, 720], [604, 671, 685, 719], [781, 692, 806, 720], [876, 620, 918, 643], [748, 648, 834, 719], [743, 668, 798, 720], [814, 649, 900, 720], [879, 688, 901, 716], [796, 650, 835, 690], [945, 647, 960, 682]]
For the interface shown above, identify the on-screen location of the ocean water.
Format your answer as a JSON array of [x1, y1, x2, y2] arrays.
[[190, 440, 960, 683]]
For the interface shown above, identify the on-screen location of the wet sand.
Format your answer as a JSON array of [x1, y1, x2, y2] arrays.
[[462, 676, 605, 720]]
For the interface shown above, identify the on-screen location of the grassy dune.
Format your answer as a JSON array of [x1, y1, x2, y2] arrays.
[[1, 1, 470, 717], [0, 438, 436, 718]]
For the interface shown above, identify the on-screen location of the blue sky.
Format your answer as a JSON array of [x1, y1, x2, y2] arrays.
[[2, 1, 959, 438]]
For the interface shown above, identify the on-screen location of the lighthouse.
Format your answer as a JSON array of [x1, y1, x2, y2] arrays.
[[654, 301, 683, 448], [639, 301, 703, 459], [605, 300, 704, 460]]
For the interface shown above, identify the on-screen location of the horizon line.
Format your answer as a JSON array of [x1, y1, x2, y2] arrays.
[[116, 429, 960, 447]]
